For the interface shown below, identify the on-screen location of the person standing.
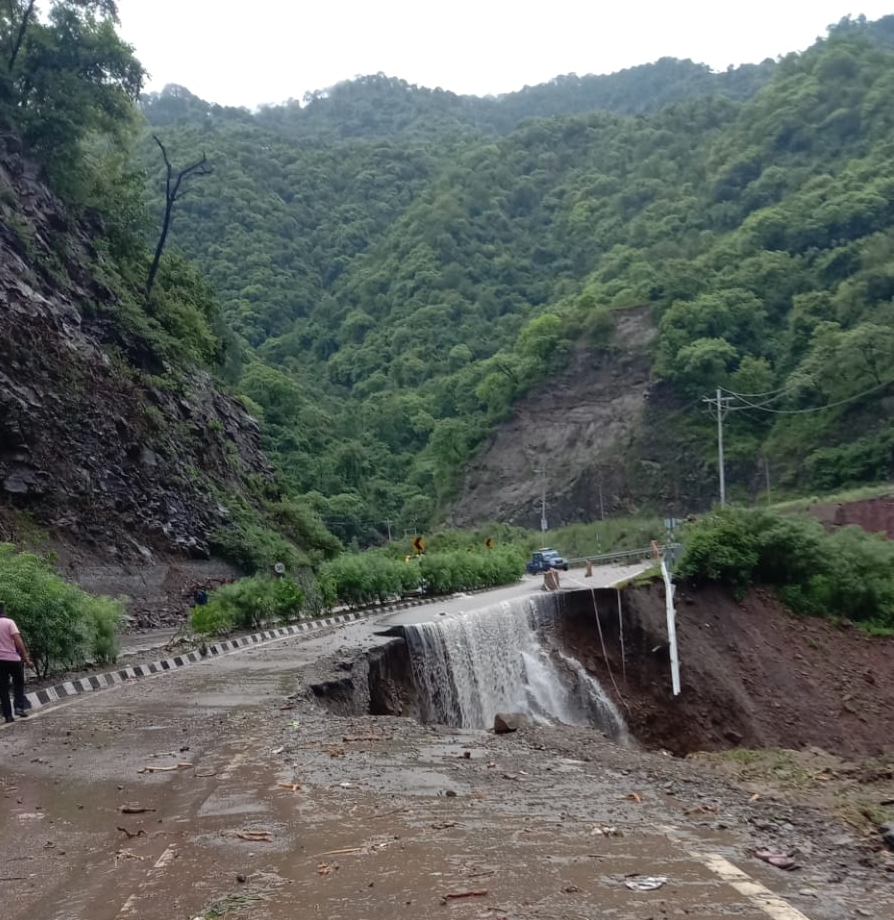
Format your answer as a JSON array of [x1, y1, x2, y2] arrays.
[[0, 601, 33, 723]]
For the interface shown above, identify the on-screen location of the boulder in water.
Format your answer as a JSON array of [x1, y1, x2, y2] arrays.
[[494, 712, 530, 734]]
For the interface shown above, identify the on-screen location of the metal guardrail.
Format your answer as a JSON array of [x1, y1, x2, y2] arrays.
[[566, 543, 683, 568]]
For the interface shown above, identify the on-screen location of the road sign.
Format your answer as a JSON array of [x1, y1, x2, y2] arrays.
[[413, 535, 425, 554], [485, 537, 494, 549]]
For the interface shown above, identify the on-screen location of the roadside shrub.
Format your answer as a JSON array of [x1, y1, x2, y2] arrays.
[[191, 574, 305, 636], [317, 546, 524, 609], [420, 547, 525, 594], [677, 508, 761, 596], [0, 543, 124, 676], [317, 553, 420, 608], [210, 520, 307, 574], [679, 509, 894, 626]]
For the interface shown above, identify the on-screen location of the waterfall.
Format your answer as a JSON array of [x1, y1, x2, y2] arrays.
[[403, 593, 627, 740]]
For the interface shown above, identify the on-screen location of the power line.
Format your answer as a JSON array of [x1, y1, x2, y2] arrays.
[[703, 375, 893, 506], [718, 383, 791, 399], [723, 377, 893, 414]]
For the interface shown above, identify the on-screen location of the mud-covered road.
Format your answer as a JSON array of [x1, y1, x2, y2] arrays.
[[2, 569, 893, 920]]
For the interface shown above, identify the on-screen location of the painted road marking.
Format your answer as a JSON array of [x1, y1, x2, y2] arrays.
[[219, 750, 246, 779], [693, 851, 815, 920], [152, 844, 177, 870]]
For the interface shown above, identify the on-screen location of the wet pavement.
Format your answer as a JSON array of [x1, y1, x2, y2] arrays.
[[2, 568, 892, 920]]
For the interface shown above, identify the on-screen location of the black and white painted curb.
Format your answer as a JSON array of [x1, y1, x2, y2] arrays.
[[18, 594, 450, 716]]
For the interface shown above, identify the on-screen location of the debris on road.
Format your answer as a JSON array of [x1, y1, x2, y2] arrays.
[[113, 850, 145, 867], [232, 830, 273, 843], [624, 875, 668, 891], [137, 763, 193, 774], [119, 804, 155, 814], [442, 889, 489, 900], [116, 826, 147, 839], [753, 848, 800, 870]]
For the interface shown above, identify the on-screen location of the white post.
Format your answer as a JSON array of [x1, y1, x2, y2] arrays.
[[660, 555, 681, 696]]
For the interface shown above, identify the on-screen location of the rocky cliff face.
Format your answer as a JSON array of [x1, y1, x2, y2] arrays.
[[0, 131, 272, 561], [449, 309, 658, 528]]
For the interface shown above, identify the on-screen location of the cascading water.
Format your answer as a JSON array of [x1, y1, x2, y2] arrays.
[[403, 592, 627, 740]]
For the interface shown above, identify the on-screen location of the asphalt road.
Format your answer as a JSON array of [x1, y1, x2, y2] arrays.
[[1, 567, 889, 920]]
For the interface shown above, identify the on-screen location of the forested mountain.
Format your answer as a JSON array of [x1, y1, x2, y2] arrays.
[[138, 14, 894, 542]]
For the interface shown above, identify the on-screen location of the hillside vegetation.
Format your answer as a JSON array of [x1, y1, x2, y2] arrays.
[[137, 14, 894, 541], [0, 0, 340, 568]]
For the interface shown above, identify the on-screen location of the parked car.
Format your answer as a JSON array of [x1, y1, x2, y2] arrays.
[[526, 548, 569, 574]]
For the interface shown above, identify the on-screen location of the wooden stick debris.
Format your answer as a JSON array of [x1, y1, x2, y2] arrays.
[[116, 826, 147, 839], [443, 890, 489, 900], [233, 830, 272, 842], [138, 763, 193, 774], [119, 805, 156, 814]]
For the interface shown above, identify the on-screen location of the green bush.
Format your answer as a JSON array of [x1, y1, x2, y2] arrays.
[[678, 508, 894, 626], [677, 508, 761, 596], [317, 553, 421, 608], [210, 520, 307, 574], [317, 546, 524, 609], [191, 575, 305, 636], [420, 547, 525, 594], [0, 544, 124, 676]]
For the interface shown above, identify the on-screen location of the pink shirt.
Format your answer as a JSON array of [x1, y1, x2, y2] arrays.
[[0, 617, 22, 662]]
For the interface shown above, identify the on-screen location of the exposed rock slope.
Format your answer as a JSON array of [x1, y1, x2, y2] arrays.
[[0, 131, 271, 560], [450, 309, 657, 528]]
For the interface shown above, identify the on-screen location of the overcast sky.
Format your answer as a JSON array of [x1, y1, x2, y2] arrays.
[[117, 2, 892, 109]]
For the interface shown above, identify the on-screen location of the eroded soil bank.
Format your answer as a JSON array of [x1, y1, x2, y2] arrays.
[[310, 581, 894, 760]]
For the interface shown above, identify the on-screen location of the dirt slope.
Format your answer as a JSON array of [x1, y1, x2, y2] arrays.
[[562, 582, 894, 759]]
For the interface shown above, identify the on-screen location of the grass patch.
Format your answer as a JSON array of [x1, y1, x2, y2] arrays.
[[546, 515, 667, 559], [199, 892, 265, 919], [771, 483, 894, 514]]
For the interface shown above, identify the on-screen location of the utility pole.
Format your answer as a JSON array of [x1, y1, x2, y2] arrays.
[[703, 387, 734, 506], [763, 456, 771, 506], [533, 466, 548, 531]]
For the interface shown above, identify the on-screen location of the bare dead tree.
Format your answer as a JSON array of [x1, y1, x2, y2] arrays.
[[146, 135, 211, 297], [8, 0, 38, 72]]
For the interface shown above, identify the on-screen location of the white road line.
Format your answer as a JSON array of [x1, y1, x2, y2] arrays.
[[693, 851, 815, 920], [117, 894, 138, 917], [152, 845, 177, 870], [219, 750, 245, 779]]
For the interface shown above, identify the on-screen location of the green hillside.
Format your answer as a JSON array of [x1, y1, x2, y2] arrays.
[[138, 15, 894, 542]]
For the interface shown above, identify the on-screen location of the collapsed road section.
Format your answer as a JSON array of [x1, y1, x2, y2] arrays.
[[2, 569, 893, 920]]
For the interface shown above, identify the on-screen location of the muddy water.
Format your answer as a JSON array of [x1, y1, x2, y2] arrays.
[[1, 571, 892, 920]]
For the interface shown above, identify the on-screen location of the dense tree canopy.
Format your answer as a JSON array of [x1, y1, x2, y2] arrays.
[[131, 14, 894, 535]]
